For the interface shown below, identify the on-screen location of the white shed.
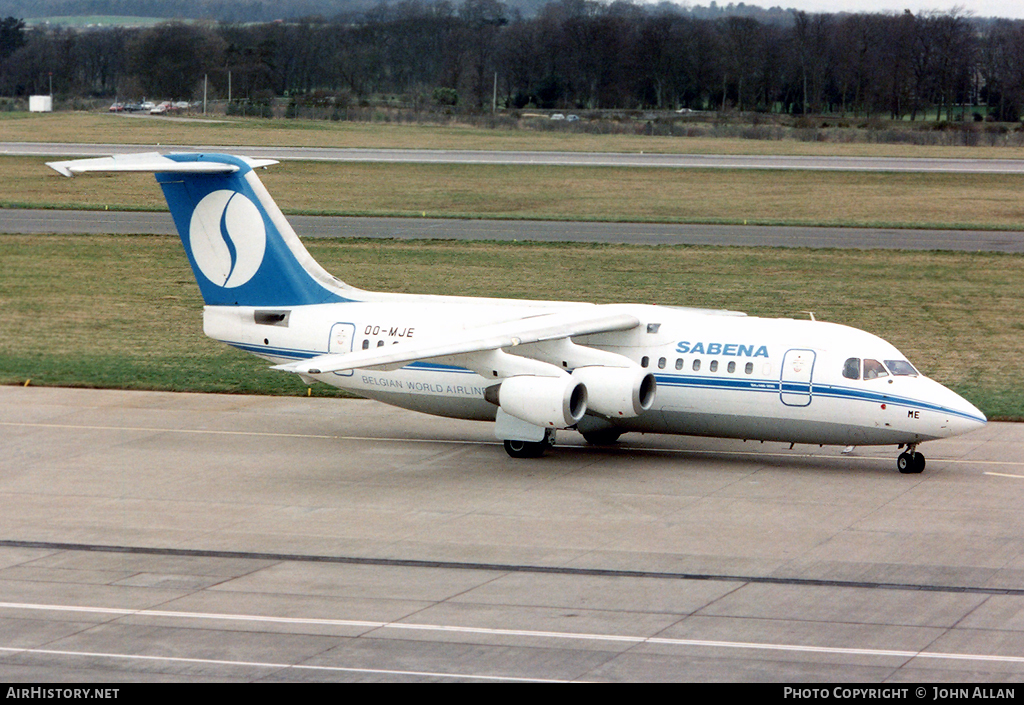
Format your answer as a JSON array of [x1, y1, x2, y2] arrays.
[[29, 95, 53, 112]]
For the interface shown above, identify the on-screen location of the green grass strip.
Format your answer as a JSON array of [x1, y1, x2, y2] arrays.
[[1, 234, 1020, 419]]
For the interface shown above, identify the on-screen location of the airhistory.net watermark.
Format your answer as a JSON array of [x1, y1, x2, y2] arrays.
[[6, 690, 119, 700]]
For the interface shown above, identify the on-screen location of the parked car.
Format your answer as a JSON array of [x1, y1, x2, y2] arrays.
[[550, 113, 565, 120], [566, 114, 579, 122], [150, 101, 171, 115], [107, 102, 124, 112]]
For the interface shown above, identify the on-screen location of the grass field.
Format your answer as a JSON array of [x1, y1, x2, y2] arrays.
[[1, 235, 1020, 420], [6, 156, 1024, 230], [5, 111, 1024, 160], [2, 114, 1021, 419]]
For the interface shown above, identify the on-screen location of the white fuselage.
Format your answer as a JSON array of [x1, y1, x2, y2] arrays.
[[204, 296, 986, 448]]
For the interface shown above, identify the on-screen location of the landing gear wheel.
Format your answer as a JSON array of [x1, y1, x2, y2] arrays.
[[581, 429, 623, 446], [503, 439, 547, 458], [897, 451, 926, 474], [503, 429, 556, 459]]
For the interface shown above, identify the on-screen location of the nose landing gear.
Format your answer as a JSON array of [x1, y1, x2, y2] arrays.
[[897, 444, 926, 474]]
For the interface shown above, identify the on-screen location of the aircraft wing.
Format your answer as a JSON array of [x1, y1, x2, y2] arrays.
[[272, 307, 640, 375]]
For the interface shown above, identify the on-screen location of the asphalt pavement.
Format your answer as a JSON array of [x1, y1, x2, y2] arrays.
[[7, 141, 1024, 173], [4, 209, 1023, 252], [2, 386, 1021, 682]]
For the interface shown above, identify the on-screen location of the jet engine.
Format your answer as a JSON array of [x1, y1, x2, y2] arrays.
[[571, 366, 656, 418], [489, 375, 588, 428]]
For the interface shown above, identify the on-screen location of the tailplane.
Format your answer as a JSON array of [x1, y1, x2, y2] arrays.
[[48, 152, 356, 307]]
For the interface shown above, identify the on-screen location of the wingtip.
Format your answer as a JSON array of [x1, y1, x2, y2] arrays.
[[46, 161, 75, 178]]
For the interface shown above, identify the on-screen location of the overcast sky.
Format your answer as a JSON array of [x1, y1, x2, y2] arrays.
[[752, 1, 1024, 19]]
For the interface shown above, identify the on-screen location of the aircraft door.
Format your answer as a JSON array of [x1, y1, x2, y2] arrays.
[[780, 349, 815, 407], [328, 322, 356, 377]]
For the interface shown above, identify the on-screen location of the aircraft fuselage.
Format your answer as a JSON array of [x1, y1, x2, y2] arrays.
[[205, 299, 985, 449]]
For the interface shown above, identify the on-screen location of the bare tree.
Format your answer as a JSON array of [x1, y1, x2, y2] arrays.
[[130, 22, 226, 99]]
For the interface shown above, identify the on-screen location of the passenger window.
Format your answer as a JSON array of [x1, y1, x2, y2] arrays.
[[675, 358, 684, 370], [843, 357, 861, 380], [377, 340, 385, 347], [885, 360, 918, 376], [692, 359, 701, 372], [658, 357, 666, 369], [641, 356, 649, 368], [745, 362, 753, 374], [727, 361, 736, 373], [863, 359, 888, 380], [362, 339, 369, 350], [709, 360, 718, 372]]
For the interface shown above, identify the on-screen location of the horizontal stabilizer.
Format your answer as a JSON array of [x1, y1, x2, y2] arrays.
[[273, 307, 641, 376], [47, 152, 278, 177]]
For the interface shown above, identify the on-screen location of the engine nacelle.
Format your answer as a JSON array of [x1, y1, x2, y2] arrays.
[[571, 366, 657, 418], [494, 375, 588, 428]]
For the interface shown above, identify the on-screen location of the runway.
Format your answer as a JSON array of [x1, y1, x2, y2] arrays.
[[5, 209, 1024, 253], [9, 140, 1023, 252], [7, 141, 1024, 173], [2, 386, 1023, 681]]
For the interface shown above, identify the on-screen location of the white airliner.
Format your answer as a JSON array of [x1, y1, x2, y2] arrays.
[[48, 152, 987, 472]]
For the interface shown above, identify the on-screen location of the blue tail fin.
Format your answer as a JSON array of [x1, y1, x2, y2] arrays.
[[157, 154, 354, 306], [48, 152, 356, 307]]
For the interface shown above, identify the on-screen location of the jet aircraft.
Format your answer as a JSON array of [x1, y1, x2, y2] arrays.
[[48, 152, 987, 471]]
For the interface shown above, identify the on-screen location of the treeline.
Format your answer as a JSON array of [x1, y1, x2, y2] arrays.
[[3, 0, 1024, 121], [0, 0, 788, 23], [0, 0, 343, 22]]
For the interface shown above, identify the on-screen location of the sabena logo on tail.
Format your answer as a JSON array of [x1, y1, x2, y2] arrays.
[[189, 189, 267, 289], [46, 151, 356, 307]]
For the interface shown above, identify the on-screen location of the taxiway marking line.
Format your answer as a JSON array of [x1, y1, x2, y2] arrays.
[[3, 421, 1020, 467], [984, 472, 1024, 479], [0, 421, 465, 443], [0, 645, 571, 682], [1, 601, 1023, 666]]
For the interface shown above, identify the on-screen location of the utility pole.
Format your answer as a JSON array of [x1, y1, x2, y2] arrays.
[[203, 74, 208, 115], [492, 71, 497, 114]]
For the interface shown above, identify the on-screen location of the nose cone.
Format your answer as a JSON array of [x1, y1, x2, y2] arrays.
[[931, 381, 987, 438]]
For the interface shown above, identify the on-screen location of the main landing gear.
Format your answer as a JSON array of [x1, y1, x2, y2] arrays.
[[503, 426, 625, 457], [503, 428, 557, 458], [580, 428, 623, 446], [897, 444, 926, 474]]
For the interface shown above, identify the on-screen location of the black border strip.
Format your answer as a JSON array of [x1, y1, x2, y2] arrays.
[[2, 539, 1021, 597]]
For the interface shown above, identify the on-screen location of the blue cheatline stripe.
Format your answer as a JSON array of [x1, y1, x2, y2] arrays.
[[228, 342, 317, 360], [226, 342, 474, 374], [223, 342, 982, 425], [654, 372, 983, 423], [813, 383, 985, 423], [407, 361, 476, 374], [655, 373, 778, 394]]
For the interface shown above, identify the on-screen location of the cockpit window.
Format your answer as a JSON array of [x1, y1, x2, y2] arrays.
[[885, 360, 918, 376], [843, 357, 861, 380], [863, 359, 889, 380]]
